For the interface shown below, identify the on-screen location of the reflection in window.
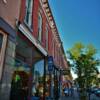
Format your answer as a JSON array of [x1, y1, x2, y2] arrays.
[[32, 60, 44, 98]]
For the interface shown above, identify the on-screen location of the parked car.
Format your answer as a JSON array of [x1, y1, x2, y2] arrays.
[[91, 87, 98, 94], [95, 88, 100, 97]]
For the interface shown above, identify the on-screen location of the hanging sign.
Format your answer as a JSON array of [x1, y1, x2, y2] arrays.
[[48, 56, 54, 71]]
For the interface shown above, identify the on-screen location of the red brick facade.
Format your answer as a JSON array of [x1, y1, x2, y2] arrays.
[[19, 0, 68, 69]]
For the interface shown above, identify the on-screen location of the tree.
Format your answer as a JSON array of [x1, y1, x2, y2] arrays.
[[67, 43, 100, 100]]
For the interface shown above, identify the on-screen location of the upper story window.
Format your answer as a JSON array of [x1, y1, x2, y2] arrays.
[[25, 0, 33, 28], [38, 13, 42, 42], [45, 24, 48, 50]]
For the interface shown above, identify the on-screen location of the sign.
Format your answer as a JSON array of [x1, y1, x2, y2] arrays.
[[48, 56, 54, 71]]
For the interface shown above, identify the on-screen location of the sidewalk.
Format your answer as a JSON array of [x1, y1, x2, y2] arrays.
[[59, 89, 80, 100], [59, 95, 79, 100]]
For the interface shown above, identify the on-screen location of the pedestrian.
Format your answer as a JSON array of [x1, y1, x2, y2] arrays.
[[63, 87, 69, 96]]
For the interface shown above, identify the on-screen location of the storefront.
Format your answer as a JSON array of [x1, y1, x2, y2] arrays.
[[8, 21, 48, 99]]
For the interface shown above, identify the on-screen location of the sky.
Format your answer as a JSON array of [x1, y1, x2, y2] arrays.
[[48, 0, 100, 78]]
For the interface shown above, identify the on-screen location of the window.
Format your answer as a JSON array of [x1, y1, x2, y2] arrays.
[[38, 13, 42, 42], [45, 25, 48, 50], [32, 60, 44, 98], [25, 0, 33, 28], [0, 31, 7, 80]]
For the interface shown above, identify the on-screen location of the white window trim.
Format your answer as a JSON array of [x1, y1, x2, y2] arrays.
[[38, 13, 42, 42], [0, 30, 7, 80], [25, 0, 33, 28]]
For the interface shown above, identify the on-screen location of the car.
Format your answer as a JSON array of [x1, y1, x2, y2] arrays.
[[95, 88, 100, 97], [87, 87, 98, 94]]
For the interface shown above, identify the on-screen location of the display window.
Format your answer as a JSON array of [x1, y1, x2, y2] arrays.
[[10, 59, 30, 100], [32, 60, 44, 99]]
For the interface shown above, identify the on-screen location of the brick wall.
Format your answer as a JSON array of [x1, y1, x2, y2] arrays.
[[19, 0, 67, 68], [0, 0, 21, 29]]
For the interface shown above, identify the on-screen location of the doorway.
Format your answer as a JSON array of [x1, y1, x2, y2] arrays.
[[10, 71, 29, 100]]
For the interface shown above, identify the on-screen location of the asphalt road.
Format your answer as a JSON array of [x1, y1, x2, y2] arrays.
[[59, 91, 100, 100], [90, 94, 100, 100]]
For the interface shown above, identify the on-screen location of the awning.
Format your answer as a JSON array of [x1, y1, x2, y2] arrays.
[[18, 23, 47, 56]]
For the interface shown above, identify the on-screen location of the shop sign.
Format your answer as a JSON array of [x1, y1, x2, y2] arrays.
[[48, 56, 53, 71]]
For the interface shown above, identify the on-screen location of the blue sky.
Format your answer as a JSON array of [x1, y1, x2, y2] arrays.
[[48, 0, 100, 78], [48, 0, 100, 56]]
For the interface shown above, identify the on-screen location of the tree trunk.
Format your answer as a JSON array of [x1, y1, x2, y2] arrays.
[[79, 88, 87, 100]]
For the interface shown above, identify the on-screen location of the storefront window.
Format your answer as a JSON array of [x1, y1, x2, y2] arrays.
[[32, 60, 44, 98], [10, 59, 30, 100]]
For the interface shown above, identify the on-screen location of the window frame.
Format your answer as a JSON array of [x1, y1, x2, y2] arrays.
[[0, 30, 7, 80], [38, 12, 43, 42], [24, 0, 33, 29]]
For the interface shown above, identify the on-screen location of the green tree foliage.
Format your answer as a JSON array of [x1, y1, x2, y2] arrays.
[[67, 42, 100, 100]]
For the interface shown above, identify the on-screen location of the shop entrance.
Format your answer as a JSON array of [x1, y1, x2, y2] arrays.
[[10, 71, 29, 100]]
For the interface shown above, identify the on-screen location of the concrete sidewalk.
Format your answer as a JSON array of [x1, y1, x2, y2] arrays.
[[59, 89, 80, 100], [59, 96, 79, 100]]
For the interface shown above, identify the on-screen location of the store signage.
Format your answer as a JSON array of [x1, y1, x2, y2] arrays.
[[48, 56, 53, 71]]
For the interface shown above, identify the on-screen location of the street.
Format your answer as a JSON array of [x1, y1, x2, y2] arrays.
[[59, 90, 100, 100], [90, 94, 100, 100], [59, 89, 80, 100]]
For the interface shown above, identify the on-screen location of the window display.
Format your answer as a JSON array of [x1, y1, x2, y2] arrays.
[[10, 59, 30, 100], [32, 60, 44, 99]]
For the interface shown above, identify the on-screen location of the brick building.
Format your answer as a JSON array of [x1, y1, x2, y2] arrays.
[[0, 0, 71, 100]]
